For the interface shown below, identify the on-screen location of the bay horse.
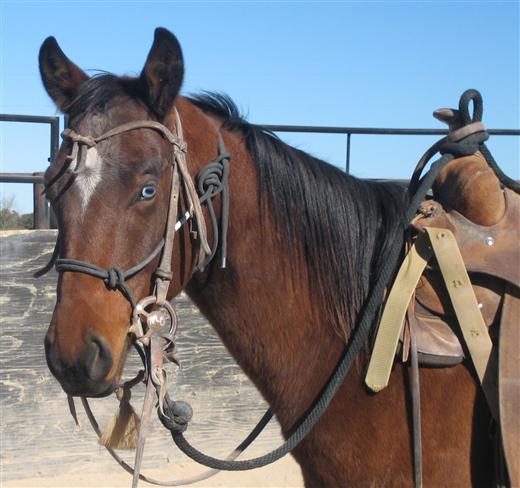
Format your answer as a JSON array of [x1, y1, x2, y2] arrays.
[[39, 28, 494, 486]]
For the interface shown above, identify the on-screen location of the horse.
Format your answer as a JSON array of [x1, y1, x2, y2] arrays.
[[38, 28, 496, 486]]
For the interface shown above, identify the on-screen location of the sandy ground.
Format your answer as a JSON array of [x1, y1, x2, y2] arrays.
[[3, 456, 304, 488]]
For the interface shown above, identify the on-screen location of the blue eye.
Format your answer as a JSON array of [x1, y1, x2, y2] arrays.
[[140, 185, 156, 200]]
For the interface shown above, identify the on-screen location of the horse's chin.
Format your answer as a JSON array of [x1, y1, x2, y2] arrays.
[[89, 381, 117, 398], [59, 378, 116, 398]]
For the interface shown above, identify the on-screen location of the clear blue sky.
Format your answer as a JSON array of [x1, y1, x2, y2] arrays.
[[1, 0, 518, 213]]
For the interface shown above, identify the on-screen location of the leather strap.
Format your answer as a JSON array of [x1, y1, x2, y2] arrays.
[[171, 110, 211, 268], [365, 233, 432, 391], [366, 227, 498, 420], [132, 335, 165, 488], [94, 120, 184, 148], [425, 227, 498, 419], [498, 285, 520, 487], [155, 163, 180, 305], [409, 316, 423, 488]]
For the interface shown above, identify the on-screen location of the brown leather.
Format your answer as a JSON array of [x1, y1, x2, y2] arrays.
[[408, 187, 520, 364], [401, 300, 464, 366], [432, 107, 505, 226], [413, 304, 464, 363], [433, 152, 506, 226], [402, 188, 519, 364], [401, 122, 520, 364], [413, 189, 520, 288]]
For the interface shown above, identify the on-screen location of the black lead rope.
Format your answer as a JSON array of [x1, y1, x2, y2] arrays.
[[158, 89, 519, 472]]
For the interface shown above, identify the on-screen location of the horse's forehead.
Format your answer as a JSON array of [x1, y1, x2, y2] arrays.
[[65, 104, 168, 218], [76, 105, 169, 162]]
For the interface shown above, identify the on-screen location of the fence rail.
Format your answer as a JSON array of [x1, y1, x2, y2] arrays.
[[263, 125, 520, 173], [1, 114, 60, 229], [1, 113, 519, 229]]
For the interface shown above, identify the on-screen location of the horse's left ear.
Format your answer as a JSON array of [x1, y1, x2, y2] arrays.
[[141, 28, 184, 119]]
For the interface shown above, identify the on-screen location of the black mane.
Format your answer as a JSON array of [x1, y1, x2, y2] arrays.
[[189, 92, 406, 340]]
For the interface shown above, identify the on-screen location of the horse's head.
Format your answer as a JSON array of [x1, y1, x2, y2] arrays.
[[39, 29, 193, 397]]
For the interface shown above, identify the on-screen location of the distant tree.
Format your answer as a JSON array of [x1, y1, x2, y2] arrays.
[[20, 213, 34, 229], [0, 196, 34, 230]]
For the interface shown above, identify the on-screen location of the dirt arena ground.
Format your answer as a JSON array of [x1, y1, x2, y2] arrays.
[[4, 456, 303, 488]]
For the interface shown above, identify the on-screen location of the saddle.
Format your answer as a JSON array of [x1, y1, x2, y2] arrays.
[[376, 105, 520, 487], [403, 108, 520, 366], [364, 97, 519, 486]]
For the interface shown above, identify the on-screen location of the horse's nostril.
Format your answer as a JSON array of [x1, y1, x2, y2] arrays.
[[84, 335, 113, 381]]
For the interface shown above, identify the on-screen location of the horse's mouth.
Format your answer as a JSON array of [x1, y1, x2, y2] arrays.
[[57, 376, 116, 398]]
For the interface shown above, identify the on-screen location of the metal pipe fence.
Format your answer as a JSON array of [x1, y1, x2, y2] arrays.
[[1, 114, 60, 229], [263, 125, 520, 173], [1, 113, 519, 229]]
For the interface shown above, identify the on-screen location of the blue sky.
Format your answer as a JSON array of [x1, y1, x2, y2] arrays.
[[1, 0, 518, 213]]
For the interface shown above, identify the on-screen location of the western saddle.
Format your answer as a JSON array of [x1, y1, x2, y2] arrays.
[[366, 98, 519, 486]]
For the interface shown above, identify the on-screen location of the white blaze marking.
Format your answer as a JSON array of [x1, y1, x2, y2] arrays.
[[75, 146, 103, 215]]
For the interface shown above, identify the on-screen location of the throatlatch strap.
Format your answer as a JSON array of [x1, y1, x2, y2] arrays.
[[365, 233, 432, 391]]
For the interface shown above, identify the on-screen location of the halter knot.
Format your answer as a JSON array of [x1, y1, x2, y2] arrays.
[[174, 141, 188, 154], [105, 267, 125, 290]]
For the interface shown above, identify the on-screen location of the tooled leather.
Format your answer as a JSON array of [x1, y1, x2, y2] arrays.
[[403, 155, 520, 364]]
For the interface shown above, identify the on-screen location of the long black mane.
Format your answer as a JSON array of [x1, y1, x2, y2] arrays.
[[189, 93, 406, 340]]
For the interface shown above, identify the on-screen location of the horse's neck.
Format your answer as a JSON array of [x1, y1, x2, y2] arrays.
[[186, 222, 346, 429], [180, 102, 345, 428]]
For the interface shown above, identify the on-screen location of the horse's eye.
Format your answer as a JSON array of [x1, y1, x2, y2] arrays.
[[140, 185, 157, 200]]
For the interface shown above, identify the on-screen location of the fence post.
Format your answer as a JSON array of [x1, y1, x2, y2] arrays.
[[33, 172, 49, 229], [49, 116, 60, 229], [346, 133, 351, 173]]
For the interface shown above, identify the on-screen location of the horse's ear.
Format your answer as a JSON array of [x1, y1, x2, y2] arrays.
[[39, 37, 89, 112], [140, 28, 184, 119]]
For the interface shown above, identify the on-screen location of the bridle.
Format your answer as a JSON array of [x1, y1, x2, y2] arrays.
[[39, 109, 230, 330], [36, 109, 234, 486]]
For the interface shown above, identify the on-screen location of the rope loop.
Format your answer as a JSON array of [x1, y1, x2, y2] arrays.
[[105, 267, 125, 290], [459, 89, 483, 125], [197, 161, 224, 199]]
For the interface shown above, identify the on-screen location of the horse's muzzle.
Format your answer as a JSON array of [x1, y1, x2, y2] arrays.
[[44, 332, 115, 397]]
